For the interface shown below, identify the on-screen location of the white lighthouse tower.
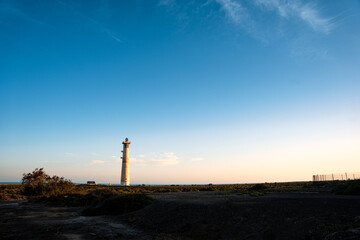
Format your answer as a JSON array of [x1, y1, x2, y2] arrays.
[[121, 137, 131, 186]]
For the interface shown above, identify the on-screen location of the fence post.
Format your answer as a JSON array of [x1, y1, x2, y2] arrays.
[[313, 172, 359, 181]]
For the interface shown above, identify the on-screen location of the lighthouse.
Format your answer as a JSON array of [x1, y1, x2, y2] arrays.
[[121, 137, 131, 186]]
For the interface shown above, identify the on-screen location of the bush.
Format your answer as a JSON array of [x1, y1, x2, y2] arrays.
[[22, 168, 74, 197], [82, 193, 153, 216], [0, 191, 10, 201], [249, 184, 268, 191], [84, 189, 120, 207], [332, 180, 360, 195]]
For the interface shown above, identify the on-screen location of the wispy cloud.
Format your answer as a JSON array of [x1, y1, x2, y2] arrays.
[[89, 160, 107, 165], [90, 152, 180, 167], [65, 152, 77, 157], [131, 152, 180, 166], [160, 0, 336, 39], [88, 156, 120, 165], [111, 155, 122, 162], [254, 0, 289, 17], [254, 0, 336, 34], [158, 0, 175, 7], [109, 153, 204, 166], [56, 0, 123, 43], [107, 32, 123, 43], [0, 2, 53, 28], [298, 4, 335, 34], [215, 0, 245, 25], [290, 36, 329, 60]]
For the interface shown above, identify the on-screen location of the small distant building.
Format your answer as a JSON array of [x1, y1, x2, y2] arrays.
[[87, 181, 97, 185]]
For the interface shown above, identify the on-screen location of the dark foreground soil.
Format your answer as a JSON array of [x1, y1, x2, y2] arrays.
[[1, 192, 360, 240]]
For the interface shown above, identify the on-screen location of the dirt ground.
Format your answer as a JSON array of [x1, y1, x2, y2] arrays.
[[1, 192, 360, 240], [0, 202, 148, 240]]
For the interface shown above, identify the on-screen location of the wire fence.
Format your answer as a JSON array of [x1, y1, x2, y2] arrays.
[[313, 172, 360, 181]]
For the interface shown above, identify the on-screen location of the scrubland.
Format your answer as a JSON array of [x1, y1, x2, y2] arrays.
[[1, 179, 360, 203], [1, 169, 360, 239]]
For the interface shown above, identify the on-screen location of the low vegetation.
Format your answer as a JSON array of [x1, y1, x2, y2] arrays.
[[0, 179, 315, 204], [332, 180, 360, 195], [249, 183, 268, 191], [0, 184, 23, 201], [1, 168, 359, 214]]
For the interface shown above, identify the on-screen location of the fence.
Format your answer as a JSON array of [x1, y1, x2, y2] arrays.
[[313, 172, 360, 181]]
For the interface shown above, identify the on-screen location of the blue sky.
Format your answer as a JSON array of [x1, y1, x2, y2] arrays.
[[1, 0, 359, 184]]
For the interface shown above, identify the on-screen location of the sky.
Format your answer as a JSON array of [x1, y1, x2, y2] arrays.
[[0, 0, 359, 184]]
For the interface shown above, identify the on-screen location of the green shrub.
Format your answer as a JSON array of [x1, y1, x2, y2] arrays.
[[82, 193, 153, 216], [22, 168, 74, 197]]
